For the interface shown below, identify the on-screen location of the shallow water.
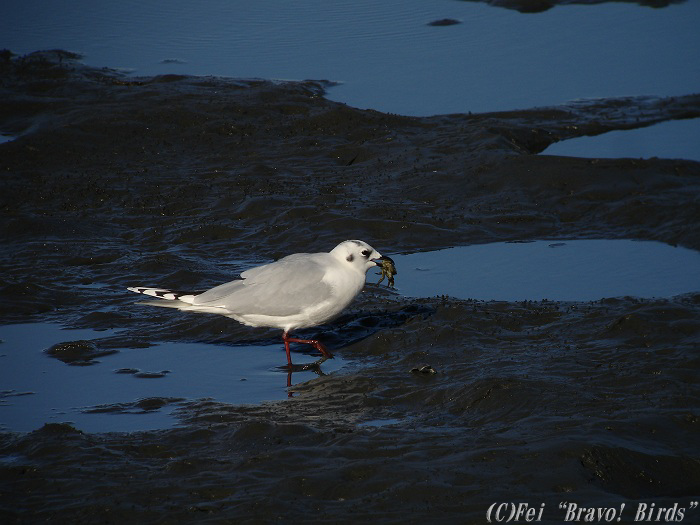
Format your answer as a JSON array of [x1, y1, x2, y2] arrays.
[[390, 239, 700, 301], [544, 118, 700, 161], [1, 0, 698, 116], [0, 323, 348, 433]]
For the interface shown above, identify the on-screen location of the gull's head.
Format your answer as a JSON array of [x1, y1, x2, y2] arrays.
[[331, 240, 384, 274]]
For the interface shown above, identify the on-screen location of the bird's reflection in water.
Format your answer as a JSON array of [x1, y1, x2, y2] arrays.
[[284, 356, 328, 396]]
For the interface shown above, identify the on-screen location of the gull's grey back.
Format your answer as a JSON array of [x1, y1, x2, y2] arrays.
[[193, 252, 334, 317]]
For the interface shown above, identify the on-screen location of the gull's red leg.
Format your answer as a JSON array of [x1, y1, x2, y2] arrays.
[[282, 331, 334, 363], [282, 331, 294, 367]]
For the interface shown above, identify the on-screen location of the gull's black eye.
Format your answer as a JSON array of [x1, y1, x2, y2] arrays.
[[361, 249, 371, 258]]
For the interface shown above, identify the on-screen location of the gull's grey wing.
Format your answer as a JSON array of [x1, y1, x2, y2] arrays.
[[191, 254, 313, 305], [193, 253, 334, 317], [237, 253, 312, 282], [190, 279, 245, 305]]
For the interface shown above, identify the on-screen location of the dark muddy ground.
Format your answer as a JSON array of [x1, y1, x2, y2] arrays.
[[1, 50, 700, 523]]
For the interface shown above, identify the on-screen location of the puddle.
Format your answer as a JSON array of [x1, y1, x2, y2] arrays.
[[0, 134, 15, 144], [387, 240, 700, 302], [0, 323, 346, 433], [544, 118, 700, 162], [357, 418, 404, 428]]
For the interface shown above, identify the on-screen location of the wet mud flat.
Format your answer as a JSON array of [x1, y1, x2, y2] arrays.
[[1, 50, 700, 523]]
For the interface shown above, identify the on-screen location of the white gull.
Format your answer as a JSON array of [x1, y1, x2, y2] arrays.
[[128, 240, 385, 367]]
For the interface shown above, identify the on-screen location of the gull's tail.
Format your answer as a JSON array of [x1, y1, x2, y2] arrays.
[[127, 287, 227, 315], [127, 287, 196, 303]]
